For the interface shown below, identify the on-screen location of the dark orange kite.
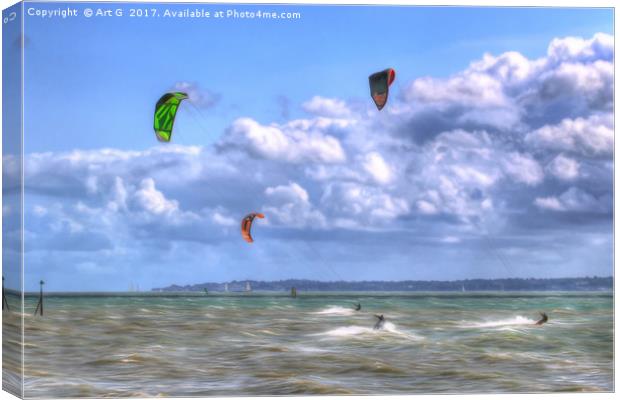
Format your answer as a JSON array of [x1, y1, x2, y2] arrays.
[[241, 213, 265, 243]]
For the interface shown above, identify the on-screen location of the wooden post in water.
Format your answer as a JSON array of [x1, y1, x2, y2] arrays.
[[2, 276, 9, 312], [34, 280, 44, 316]]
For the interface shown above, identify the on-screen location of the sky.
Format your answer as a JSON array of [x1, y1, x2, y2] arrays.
[[2, 3, 614, 291]]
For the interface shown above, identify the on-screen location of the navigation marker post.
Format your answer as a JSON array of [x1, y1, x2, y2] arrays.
[[2, 276, 9, 312], [34, 280, 44, 316]]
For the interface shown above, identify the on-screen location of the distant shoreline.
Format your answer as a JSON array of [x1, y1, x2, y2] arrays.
[[3, 276, 613, 297], [153, 276, 613, 293], [4, 290, 614, 299]]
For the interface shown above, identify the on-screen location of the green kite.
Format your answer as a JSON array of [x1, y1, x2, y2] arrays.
[[154, 92, 189, 142]]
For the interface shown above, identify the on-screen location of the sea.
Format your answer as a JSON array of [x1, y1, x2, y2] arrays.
[[2, 291, 613, 397]]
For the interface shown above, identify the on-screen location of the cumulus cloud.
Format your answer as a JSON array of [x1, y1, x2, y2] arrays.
[[534, 196, 565, 211], [264, 181, 326, 228], [362, 152, 394, 185], [133, 178, 179, 215], [536, 60, 612, 111], [406, 72, 509, 108], [547, 154, 580, 181], [321, 182, 409, 227], [546, 33, 613, 64], [535, 187, 610, 213], [398, 32, 613, 144], [212, 210, 236, 226], [502, 152, 544, 186], [265, 181, 310, 203], [408, 129, 502, 221], [525, 114, 613, 156], [440, 236, 461, 244], [218, 117, 347, 164], [302, 96, 352, 118], [417, 200, 438, 215]]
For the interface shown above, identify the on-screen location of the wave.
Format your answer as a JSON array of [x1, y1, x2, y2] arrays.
[[288, 345, 331, 353], [311, 306, 355, 316], [317, 322, 423, 340], [459, 315, 537, 328]]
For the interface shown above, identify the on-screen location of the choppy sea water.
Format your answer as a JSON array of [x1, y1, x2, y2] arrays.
[[2, 292, 613, 397]]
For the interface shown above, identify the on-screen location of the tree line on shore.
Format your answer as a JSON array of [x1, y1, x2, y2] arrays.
[[153, 276, 612, 292]]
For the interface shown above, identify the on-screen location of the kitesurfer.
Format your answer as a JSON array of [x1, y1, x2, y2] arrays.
[[354, 303, 361, 311], [373, 314, 385, 330], [535, 312, 548, 326]]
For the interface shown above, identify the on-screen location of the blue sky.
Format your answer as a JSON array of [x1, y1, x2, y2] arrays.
[[23, 5, 612, 151], [5, 3, 614, 291]]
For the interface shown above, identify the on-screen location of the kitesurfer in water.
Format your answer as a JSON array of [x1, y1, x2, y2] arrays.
[[354, 303, 361, 311], [535, 312, 548, 326], [373, 314, 385, 330]]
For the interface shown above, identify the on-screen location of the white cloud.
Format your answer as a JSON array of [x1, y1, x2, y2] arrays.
[[173, 81, 220, 109], [470, 51, 535, 86], [302, 96, 352, 118], [321, 182, 409, 226], [85, 176, 98, 194], [406, 72, 509, 108], [212, 212, 236, 226], [264, 181, 326, 228], [546, 33, 613, 64], [451, 165, 497, 187], [536, 60, 612, 108], [398, 33, 613, 141], [525, 114, 613, 156], [535, 187, 609, 213], [502, 152, 544, 186], [265, 181, 310, 203], [133, 178, 180, 215], [441, 236, 461, 244], [547, 154, 580, 181], [107, 176, 128, 212], [417, 200, 438, 215], [534, 196, 565, 211], [362, 152, 394, 185], [409, 129, 503, 221], [220, 117, 347, 164]]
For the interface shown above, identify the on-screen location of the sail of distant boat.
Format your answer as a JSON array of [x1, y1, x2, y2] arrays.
[[224, 283, 229, 292], [462, 285, 466, 292], [245, 281, 252, 292]]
